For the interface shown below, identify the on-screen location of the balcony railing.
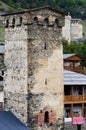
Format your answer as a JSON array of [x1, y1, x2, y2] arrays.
[[64, 66, 83, 73], [64, 95, 86, 103]]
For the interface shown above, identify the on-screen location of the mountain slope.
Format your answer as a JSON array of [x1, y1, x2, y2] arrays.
[[0, 0, 86, 19], [0, 1, 15, 13], [0, 0, 86, 42]]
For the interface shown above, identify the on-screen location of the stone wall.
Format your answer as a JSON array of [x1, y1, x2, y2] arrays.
[[3, 7, 65, 130], [62, 14, 71, 42], [62, 14, 83, 42], [4, 21, 28, 123], [71, 19, 83, 41]]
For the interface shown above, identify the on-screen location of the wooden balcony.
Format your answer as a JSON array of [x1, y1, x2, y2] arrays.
[[64, 66, 83, 73], [64, 95, 86, 104]]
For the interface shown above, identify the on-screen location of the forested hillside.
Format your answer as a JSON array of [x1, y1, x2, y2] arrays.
[[1, 0, 86, 19]]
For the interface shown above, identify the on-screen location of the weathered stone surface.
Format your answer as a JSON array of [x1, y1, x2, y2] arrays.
[[3, 7, 65, 130]]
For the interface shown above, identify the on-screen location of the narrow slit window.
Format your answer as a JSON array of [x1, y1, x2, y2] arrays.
[[6, 19, 9, 28], [45, 78, 47, 85], [54, 19, 59, 27], [12, 18, 15, 28], [44, 43, 48, 50], [20, 17, 22, 25]]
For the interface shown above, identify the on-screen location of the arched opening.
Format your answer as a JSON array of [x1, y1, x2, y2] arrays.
[[44, 111, 49, 123], [12, 18, 15, 28], [33, 17, 38, 24], [54, 19, 59, 27], [6, 19, 9, 28], [44, 18, 49, 25]]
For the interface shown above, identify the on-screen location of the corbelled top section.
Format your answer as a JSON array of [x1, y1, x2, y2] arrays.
[[1, 7, 65, 28]]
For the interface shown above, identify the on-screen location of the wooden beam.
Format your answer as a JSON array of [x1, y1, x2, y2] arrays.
[[71, 104, 73, 117], [82, 103, 84, 117], [82, 86, 84, 101]]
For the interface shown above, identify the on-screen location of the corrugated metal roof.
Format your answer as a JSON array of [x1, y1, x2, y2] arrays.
[[63, 53, 75, 59], [0, 45, 4, 54], [64, 70, 86, 85], [0, 111, 30, 130]]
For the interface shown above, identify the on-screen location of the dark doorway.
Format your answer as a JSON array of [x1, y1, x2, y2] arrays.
[[44, 111, 49, 123]]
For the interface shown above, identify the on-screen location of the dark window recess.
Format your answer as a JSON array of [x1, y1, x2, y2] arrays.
[[33, 17, 38, 24], [20, 17, 22, 25], [12, 18, 15, 28], [6, 19, 9, 28], [2, 70, 4, 75], [45, 78, 47, 85], [44, 43, 48, 50], [54, 19, 59, 27], [44, 111, 49, 123], [44, 18, 49, 25]]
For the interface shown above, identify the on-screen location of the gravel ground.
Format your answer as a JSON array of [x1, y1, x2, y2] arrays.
[[64, 122, 86, 130]]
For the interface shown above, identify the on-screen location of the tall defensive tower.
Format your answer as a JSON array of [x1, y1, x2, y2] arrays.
[[2, 7, 65, 130]]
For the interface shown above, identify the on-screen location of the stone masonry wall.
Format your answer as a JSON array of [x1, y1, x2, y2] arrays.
[[27, 9, 64, 130], [3, 7, 65, 130], [4, 20, 28, 123], [71, 19, 83, 41]]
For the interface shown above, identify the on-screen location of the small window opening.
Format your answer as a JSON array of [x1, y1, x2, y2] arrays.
[[6, 19, 9, 28], [54, 19, 59, 27], [55, 19, 59, 25], [33, 17, 38, 24], [12, 18, 15, 28], [2, 70, 4, 75], [44, 43, 48, 50], [45, 78, 47, 85], [20, 17, 22, 25], [44, 111, 49, 123], [44, 18, 49, 25]]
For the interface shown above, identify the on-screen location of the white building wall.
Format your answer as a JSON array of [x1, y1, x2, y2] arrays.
[[62, 15, 83, 42], [71, 20, 83, 41], [73, 105, 82, 116], [0, 91, 4, 102], [62, 14, 71, 42]]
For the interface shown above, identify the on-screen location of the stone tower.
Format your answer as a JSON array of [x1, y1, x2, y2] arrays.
[[62, 14, 83, 42], [71, 18, 83, 41], [62, 14, 71, 42], [2, 7, 65, 130]]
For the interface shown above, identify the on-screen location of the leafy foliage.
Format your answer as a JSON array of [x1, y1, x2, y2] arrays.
[[62, 39, 86, 66]]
